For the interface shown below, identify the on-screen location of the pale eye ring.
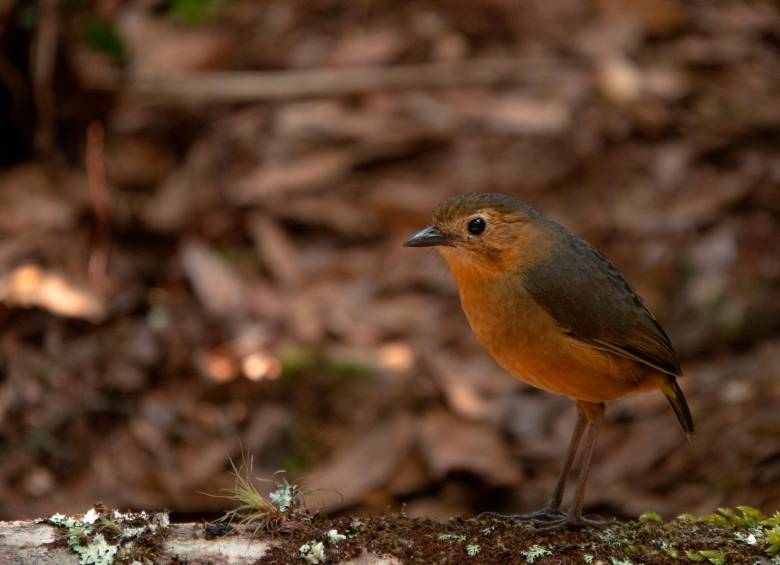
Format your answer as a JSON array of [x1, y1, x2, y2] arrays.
[[468, 217, 486, 235]]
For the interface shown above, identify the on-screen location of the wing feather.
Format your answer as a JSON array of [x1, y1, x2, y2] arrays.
[[522, 226, 682, 377]]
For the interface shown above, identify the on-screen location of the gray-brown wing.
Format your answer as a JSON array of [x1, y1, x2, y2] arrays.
[[522, 226, 682, 377]]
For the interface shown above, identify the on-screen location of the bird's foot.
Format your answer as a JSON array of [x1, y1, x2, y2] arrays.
[[532, 513, 611, 531], [478, 508, 566, 526]]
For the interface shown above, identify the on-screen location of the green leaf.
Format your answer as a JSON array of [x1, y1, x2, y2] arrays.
[[81, 19, 126, 62], [169, 0, 225, 25]]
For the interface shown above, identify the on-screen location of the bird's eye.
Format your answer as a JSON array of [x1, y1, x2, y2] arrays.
[[467, 217, 486, 235]]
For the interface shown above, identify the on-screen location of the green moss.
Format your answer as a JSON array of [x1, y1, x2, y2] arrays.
[[766, 526, 780, 556], [686, 549, 726, 564], [679, 506, 771, 527], [638, 512, 663, 524]]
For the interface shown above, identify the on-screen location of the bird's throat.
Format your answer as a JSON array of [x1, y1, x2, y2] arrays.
[[437, 247, 505, 290]]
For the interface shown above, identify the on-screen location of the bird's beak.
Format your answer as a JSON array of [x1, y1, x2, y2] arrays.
[[403, 225, 454, 248]]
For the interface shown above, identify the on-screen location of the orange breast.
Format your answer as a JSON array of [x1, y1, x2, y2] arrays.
[[457, 280, 659, 403]]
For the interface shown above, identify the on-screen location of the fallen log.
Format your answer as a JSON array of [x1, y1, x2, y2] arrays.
[[0, 520, 398, 564]]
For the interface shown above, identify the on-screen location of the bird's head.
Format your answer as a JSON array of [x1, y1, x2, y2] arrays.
[[404, 192, 548, 285]]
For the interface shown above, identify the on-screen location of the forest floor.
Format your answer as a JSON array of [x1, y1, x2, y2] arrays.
[[16, 505, 779, 565], [1, 0, 779, 527]]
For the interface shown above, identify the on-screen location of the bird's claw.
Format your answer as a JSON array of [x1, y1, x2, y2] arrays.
[[478, 508, 566, 526], [532, 514, 611, 531]]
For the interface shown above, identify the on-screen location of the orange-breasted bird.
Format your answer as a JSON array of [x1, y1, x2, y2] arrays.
[[404, 192, 693, 528]]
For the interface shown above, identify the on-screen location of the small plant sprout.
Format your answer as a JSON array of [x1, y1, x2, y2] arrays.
[[481, 524, 497, 536], [299, 540, 326, 564], [466, 544, 481, 557], [521, 544, 552, 563], [207, 454, 305, 535], [610, 558, 633, 565], [583, 554, 594, 564], [327, 529, 346, 544]]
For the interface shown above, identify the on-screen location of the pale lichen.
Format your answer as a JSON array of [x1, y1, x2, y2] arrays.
[[269, 477, 296, 513], [299, 540, 327, 564], [521, 544, 552, 563], [326, 529, 346, 544], [437, 533, 466, 542], [47, 507, 169, 565]]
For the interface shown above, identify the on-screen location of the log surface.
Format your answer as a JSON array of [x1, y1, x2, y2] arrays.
[[0, 520, 397, 564]]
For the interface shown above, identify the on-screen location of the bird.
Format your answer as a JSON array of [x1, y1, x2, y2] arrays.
[[404, 192, 693, 529]]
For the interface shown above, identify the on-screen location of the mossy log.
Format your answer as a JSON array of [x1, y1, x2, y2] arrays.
[[1, 510, 777, 564], [0, 520, 398, 564]]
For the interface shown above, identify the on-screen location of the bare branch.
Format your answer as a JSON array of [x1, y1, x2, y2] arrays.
[[86, 57, 579, 104]]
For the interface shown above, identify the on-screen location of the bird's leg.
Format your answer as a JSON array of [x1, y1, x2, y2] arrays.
[[541, 407, 588, 515], [566, 401, 607, 527], [535, 401, 609, 530], [481, 405, 587, 525]]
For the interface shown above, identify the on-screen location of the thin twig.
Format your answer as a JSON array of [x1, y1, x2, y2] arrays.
[[31, 0, 60, 156], [86, 57, 579, 104], [85, 121, 112, 286]]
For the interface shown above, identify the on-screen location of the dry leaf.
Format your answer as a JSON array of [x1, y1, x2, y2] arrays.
[[306, 414, 416, 511], [181, 240, 247, 318], [248, 214, 302, 287], [417, 409, 521, 486], [232, 150, 354, 204], [0, 264, 106, 322], [0, 165, 81, 235]]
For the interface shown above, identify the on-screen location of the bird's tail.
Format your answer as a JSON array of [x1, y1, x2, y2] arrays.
[[661, 377, 694, 440]]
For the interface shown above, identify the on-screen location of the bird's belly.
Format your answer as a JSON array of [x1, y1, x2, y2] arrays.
[[489, 337, 646, 402], [462, 292, 652, 403]]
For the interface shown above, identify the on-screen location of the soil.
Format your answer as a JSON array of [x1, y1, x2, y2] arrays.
[[257, 512, 775, 564]]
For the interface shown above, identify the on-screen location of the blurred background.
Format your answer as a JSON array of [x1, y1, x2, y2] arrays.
[[1, 0, 779, 522]]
